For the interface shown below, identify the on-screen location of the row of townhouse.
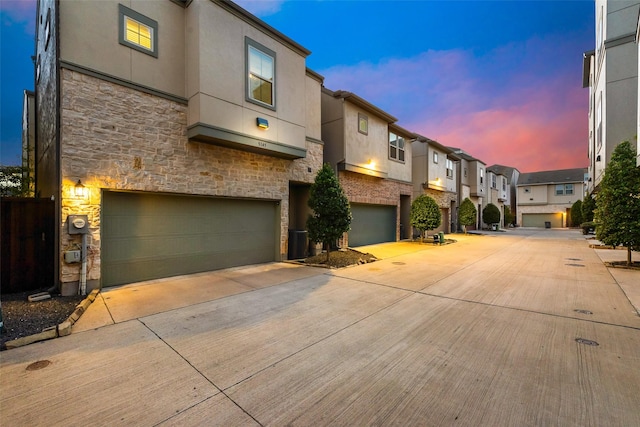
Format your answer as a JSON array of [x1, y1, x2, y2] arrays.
[[583, 0, 640, 190], [23, 0, 585, 294]]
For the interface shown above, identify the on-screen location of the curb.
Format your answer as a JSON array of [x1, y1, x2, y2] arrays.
[[4, 289, 99, 350]]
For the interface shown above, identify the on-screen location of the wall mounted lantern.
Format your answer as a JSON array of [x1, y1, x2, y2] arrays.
[[256, 117, 269, 129]]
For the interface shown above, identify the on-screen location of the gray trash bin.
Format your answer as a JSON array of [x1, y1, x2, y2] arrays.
[[288, 230, 308, 259]]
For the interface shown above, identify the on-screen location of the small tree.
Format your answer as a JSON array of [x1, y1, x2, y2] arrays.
[[503, 205, 515, 227], [0, 165, 32, 197], [570, 199, 583, 228], [459, 197, 477, 234], [410, 195, 441, 243], [594, 141, 640, 266], [306, 163, 352, 262], [482, 203, 501, 228], [582, 191, 596, 222]]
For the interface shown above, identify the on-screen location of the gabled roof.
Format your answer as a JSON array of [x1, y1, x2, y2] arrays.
[[518, 168, 587, 186], [323, 88, 398, 123], [487, 164, 519, 182], [448, 147, 485, 164], [414, 135, 460, 160]]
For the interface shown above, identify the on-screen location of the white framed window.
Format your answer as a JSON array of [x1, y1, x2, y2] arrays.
[[246, 38, 276, 109], [446, 159, 453, 178], [491, 174, 497, 189], [565, 184, 574, 195], [358, 113, 368, 135], [433, 152, 438, 164], [480, 168, 484, 184], [389, 132, 405, 162], [555, 184, 564, 195], [502, 177, 506, 191], [118, 5, 158, 57]]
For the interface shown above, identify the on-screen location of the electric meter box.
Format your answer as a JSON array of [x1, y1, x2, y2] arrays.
[[68, 214, 89, 234]]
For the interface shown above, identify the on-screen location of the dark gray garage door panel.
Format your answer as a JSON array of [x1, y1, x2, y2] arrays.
[[349, 203, 396, 247], [102, 192, 276, 287]]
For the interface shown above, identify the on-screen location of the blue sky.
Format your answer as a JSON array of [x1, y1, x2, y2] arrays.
[[1, 0, 594, 172]]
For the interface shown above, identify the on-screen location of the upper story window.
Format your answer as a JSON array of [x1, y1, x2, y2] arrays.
[[446, 159, 453, 178], [433, 152, 438, 164], [389, 132, 405, 162], [555, 184, 564, 195], [358, 113, 368, 135], [565, 184, 574, 195], [246, 38, 276, 109], [502, 177, 506, 191], [118, 5, 158, 58], [480, 168, 484, 184], [464, 167, 468, 178], [491, 174, 497, 189]]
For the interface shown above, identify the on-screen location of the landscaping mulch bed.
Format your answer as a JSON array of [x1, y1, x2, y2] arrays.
[[604, 261, 640, 270], [302, 249, 377, 268], [1, 289, 83, 350]]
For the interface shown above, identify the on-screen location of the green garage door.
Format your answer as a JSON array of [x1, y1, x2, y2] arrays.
[[349, 203, 396, 247], [102, 191, 277, 287], [522, 213, 563, 228]]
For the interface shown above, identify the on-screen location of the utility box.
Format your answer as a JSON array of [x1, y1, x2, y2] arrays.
[[68, 214, 89, 234], [64, 250, 81, 263]]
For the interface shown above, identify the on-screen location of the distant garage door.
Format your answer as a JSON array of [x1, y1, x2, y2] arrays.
[[101, 191, 277, 287], [349, 203, 396, 247], [522, 213, 563, 228]]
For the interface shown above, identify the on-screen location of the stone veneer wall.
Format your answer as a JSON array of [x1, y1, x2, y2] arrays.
[[338, 170, 412, 247], [423, 188, 457, 232], [59, 69, 321, 289]]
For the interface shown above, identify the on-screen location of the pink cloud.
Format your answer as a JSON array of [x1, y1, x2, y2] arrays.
[[1, 0, 36, 35], [320, 33, 589, 172]]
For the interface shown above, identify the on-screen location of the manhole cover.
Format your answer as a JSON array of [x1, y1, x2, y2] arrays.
[[575, 338, 599, 346], [26, 360, 52, 371], [392, 262, 406, 265], [574, 309, 593, 315], [565, 263, 585, 267]]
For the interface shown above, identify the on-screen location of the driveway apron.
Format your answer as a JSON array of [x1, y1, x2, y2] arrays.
[[1, 229, 639, 426]]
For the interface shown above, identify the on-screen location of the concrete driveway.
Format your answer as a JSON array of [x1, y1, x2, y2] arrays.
[[1, 229, 639, 426]]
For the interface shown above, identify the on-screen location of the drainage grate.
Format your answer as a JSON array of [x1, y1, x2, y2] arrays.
[[26, 360, 52, 371], [574, 309, 593, 315], [575, 338, 599, 346], [565, 263, 585, 267], [392, 262, 406, 265]]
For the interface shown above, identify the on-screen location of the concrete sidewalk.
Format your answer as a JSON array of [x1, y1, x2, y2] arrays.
[[2, 229, 639, 426]]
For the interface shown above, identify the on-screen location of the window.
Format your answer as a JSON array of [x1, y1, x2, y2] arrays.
[[555, 184, 564, 195], [44, 8, 51, 51], [502, 177, 506, 192], [596, 94, 602, 149], [565, 184, 574, 195], [433, 152, 438, 164], [491, 174, 497, 189], [358, 113, 368, 135], [389, 132, 405, 162], [464, 168, 468, 178], [246, 38, 276, 108], [446, 159, 453, 178], [480, 168, 484, 184], [118, 5, 158, 57]]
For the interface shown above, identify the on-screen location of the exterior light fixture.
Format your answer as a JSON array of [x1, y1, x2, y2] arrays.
[[256, 117, 269, 129], [74, 179, 87, 199]]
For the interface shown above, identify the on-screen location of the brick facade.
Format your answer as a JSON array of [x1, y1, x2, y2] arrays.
[[423, 188, 457, 233], [338, 170, 412, 246], [59, 69, 321, 290]]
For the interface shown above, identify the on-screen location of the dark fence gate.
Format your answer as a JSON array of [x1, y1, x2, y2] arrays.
[[1, 197, 55, 294]]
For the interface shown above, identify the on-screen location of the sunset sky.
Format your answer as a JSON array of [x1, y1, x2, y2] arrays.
[[1, 0, 594, 172]]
